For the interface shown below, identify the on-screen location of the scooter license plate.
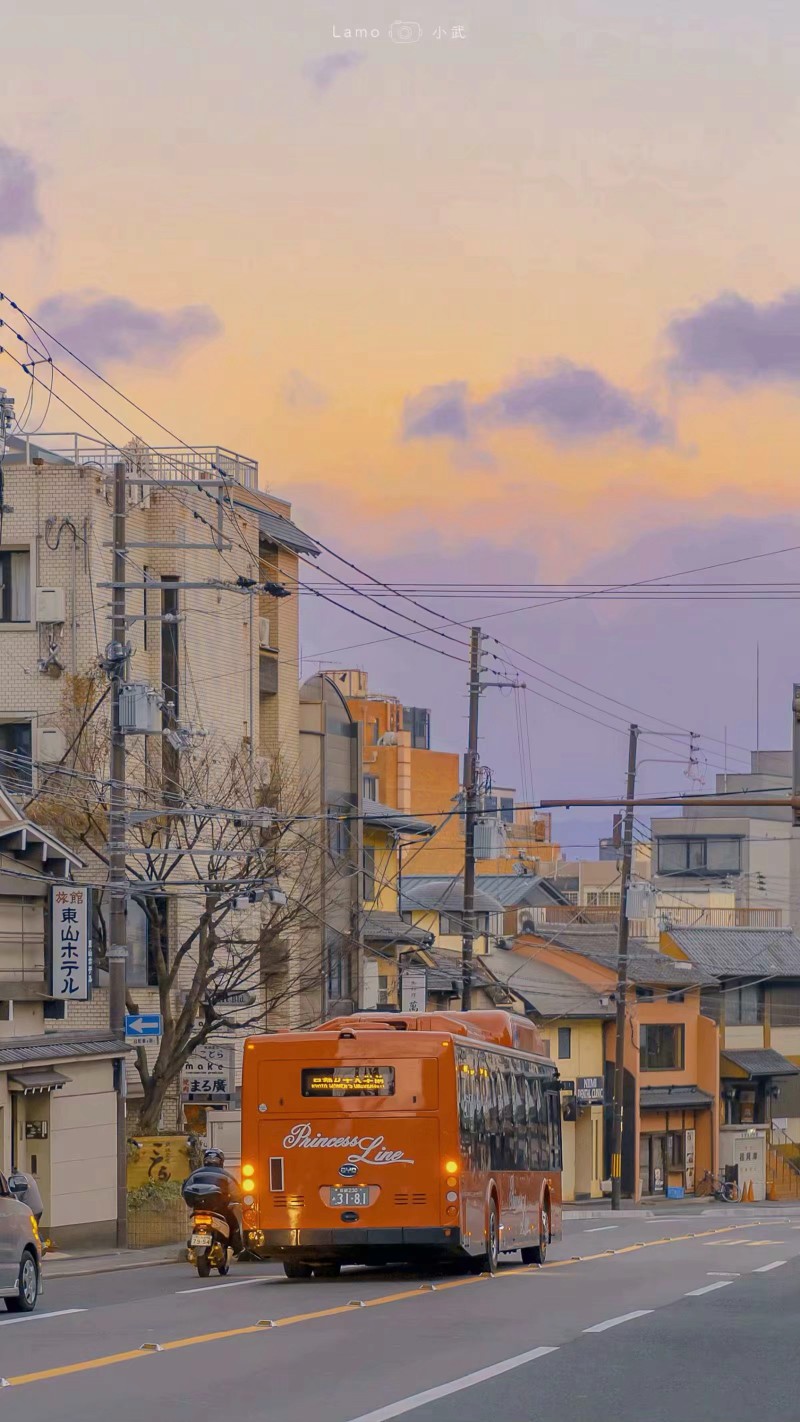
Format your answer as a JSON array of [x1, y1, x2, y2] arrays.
[[191, 1233, 213, 1247]]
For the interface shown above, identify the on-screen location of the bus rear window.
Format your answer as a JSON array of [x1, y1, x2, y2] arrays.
[[301, 1066, 395, 1097]]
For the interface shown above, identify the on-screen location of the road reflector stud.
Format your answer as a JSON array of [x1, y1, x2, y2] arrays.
[[420, 1283, 437, 1291], [0, 1379, 9, 1388], [256, 1320, 275, 1328], [348, 1300, 365, 1307], [139, 1343, 163, 1352]]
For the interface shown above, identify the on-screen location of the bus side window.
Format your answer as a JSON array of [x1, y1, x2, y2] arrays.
[[529, 1075, 544, 1171], [546, 1083, 562, 1170], [514, 1073, 527, 1171]]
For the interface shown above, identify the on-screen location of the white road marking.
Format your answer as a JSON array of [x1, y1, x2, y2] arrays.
[[583, 1226, 619, 1233], [685, 1281, 734, 1296], [754, 1261, 787, 1273], [343, 1347, 559, 1422], [707, 1272, 740, 1277], [175, 1278, 263, 1295], [0, 1308, 86, 1327], [583, 1310, 653, 1332]]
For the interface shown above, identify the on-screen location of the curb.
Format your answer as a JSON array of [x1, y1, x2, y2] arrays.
[[45, 1249, 187, 1280]]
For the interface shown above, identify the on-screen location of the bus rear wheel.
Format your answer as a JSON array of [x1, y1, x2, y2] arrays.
[[521, 1204, 549, 1266], [283, 1260, 313, 1280], [484, 1200, 500, 1274]]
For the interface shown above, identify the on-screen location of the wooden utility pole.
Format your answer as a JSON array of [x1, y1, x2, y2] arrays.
[[461, 627, 482, 1011], [108, 460, 129, 1247], [610, 724, 638, 1211]]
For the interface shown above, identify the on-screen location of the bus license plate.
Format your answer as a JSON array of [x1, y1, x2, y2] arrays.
[[329, 1186, 369, 1207]]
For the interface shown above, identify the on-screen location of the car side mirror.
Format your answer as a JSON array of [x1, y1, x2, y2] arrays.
[[7, 1173, 28, 1198]]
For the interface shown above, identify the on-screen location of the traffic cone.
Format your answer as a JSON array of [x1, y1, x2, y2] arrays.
[[767, 1179, 777, 1201], [746, 1179, 754, 1202]]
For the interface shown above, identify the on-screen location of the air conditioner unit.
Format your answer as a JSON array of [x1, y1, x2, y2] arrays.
[[379, 732, 398, 746], [35, 587, 66, 624], [259, 617, 272, 649], [39, 727, 67, 763], [119, 683, 162, 735]]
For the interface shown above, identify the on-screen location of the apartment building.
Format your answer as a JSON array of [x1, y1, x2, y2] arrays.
[[0, 436, 317, 1158], [651, 751, 796, 931]]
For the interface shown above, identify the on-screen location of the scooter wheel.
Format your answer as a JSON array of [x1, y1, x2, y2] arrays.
[[196, 1252, 211, 1278]]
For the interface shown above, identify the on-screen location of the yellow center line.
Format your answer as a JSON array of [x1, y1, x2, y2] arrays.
[[2, 1220, 770, 1389]]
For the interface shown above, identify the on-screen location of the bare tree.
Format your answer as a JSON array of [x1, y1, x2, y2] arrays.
[[31, 674, 340, 1132]]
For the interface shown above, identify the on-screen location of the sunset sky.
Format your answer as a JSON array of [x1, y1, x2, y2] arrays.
[[4, 0, 800, 847]]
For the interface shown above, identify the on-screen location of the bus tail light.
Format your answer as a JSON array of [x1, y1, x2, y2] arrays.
[[445, 1190, 458, 1203], [446, 1176, 458, 1189], [243, 1206, 258, 1227], [269, 1157, 284, 1191], [444, 1160, 459, 1175]]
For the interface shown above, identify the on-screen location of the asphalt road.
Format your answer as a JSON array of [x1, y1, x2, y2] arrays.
[[2, 1207, 798, 1420]]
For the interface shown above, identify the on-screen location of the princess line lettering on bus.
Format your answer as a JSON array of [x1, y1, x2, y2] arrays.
[[282, 1122, 414, 1165]]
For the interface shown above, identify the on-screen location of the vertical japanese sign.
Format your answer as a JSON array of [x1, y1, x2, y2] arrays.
[[685, 1127, 696, 1193], [50, 886, 91, 1000], [401, 968, 427, 1013]]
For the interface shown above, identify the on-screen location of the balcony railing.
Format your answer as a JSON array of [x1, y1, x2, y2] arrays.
[[534, 905, 784, 928], [12, 434, 258, 489]]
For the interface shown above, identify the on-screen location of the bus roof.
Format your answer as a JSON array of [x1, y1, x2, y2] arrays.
[[289, 1009, 549, 1056]]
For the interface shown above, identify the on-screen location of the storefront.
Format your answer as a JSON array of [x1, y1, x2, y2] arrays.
[[720, 1049, 800, 1126], [639, 1085, 714, 1196]]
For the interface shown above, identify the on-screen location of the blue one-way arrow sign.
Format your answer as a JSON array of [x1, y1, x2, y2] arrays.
[[125, 1012, 163, 1043]]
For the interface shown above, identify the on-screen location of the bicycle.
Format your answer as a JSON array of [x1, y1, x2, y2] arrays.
[[696, 1170, 740, 1202]]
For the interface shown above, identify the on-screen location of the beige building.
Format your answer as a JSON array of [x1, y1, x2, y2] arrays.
[[0, 436, 318, 1215]]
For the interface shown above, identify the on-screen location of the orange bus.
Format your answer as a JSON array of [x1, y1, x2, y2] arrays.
[[240, 1009, 563, 1277]]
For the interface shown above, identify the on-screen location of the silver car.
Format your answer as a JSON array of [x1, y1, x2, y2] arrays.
[[0, 1173, 42, 1313]]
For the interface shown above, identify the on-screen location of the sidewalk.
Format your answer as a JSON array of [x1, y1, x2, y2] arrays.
[[565, 1195, 800, 1219], [44, 1243, 187, 1279]]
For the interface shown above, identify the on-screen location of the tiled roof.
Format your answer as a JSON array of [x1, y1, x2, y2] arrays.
[[482, 951, 615, 1019], [363, 799, 435, 837], [0, 1032, 130, 1068], [359, 910, 433, 948], [721, 1048, 800, 1079], [526, 927, 714, 986], [253, 507, 320, 556], [640, 1085, 715, 1111], [667, 928, 800, 976], [400, 877, 505, 915], [474, 875, 571, 908]]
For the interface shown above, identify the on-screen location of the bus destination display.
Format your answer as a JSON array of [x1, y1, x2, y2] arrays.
[[301, 1066, 395, 1097]]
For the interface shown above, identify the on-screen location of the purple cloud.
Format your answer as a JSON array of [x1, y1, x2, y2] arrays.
[[35, 291, 222, 370], [402, 382, 470, 441], [0, 144, 42, 237], [402, 364, 671, 447], [479, 362, 672, 446], [283, 370, 328, 411], [305, 50, 365, 92], [667, 289, 800, 387]]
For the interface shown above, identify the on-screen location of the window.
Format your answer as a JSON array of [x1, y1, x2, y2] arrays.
[[640, 1023, 685, 1071], [402, 706, 430, 750], [557, 1027, 571, 1060], [769, 985, 800, 1028], [440, 912, 491, 936], [329, 818, 350, 859], [657, 836, 742, 876], [362, 843, 376, 902], [727, 983, 763, 1026], [0, 720, 32, 792], [700, 989, 722, 1023], [668, 1133, 684, 1168], [500, 797, 514, 825], [363, 774, 378, 800], [0, 549, 31, 623], [98, 895, 166, 987], [368, 719, 380, 746]]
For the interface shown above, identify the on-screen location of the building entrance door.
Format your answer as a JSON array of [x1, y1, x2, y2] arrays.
[[640, 1134, 667, 1195]]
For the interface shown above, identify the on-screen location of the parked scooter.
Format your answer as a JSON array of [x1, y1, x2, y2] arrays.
[[181, 1149, 243, 1278]]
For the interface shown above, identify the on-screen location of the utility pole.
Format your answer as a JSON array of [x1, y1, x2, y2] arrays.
[[108, 461, 129, 1248], [461, 627, 482, 1011], [610, 723, 639, 1211]]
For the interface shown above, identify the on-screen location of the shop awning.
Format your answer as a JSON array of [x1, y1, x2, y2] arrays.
[[640, 1085, 714, 1111], [721, 1049, 800, 1080], [8, 1068, 71, 1094]]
